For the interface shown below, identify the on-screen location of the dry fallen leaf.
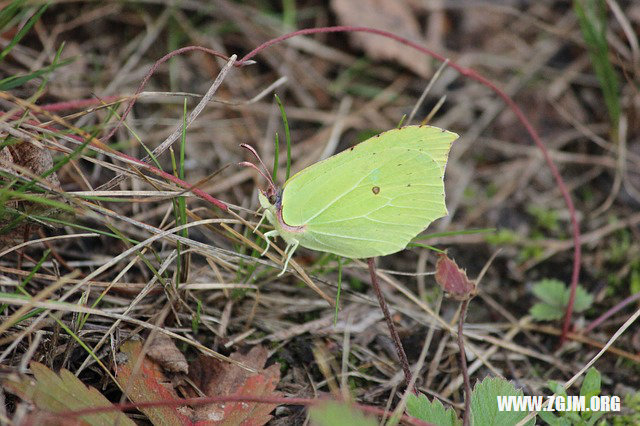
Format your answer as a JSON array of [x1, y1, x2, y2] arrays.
[[117, 340, 192, 426], [330, 0, 429, 77], [4, 361, 135, 426], [0, 140, 63, 245], [117, 340, 281, 426], [187, 345, 281, 425], [147, 332, 189, 374]]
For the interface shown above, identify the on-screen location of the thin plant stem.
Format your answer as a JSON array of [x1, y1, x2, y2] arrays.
[[458, 299, 472, 426], [367, 258, 416, 394]]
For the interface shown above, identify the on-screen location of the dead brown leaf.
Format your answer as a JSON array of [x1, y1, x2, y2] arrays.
[[117, 340, 192, 426], [147, 333, 189, 374], [330, 0, 429, 77], [187, 346, 281, 425], [0, 140, 63, 245]]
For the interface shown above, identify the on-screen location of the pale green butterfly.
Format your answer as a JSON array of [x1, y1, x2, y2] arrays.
[[241, 125, 458, 276]]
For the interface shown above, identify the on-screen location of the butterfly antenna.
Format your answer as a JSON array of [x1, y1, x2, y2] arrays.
[[239, 144, 277, 193]]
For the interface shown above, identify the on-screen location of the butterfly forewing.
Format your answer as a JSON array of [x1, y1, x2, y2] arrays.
[[279, 126, 457, 258]]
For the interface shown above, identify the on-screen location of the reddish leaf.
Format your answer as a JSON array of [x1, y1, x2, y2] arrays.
[[116, 340, 191, 426], [187, 346, 281, 425], [435, 253, 477, 300]]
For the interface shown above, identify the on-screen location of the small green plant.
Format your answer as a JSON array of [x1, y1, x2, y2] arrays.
[[406, 377, 535, 426], [529, 279, 593, 321], [527, 205, 561, 233], [406, 393, 460, 426], [539, 367, 606, 425]]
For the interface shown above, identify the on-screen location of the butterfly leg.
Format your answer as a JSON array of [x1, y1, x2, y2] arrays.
[[278, 239, 299, 276], [253, 209, 267, 233], [261, 230, 279, 256]]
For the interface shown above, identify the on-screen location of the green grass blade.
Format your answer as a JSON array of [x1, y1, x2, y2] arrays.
[[0, 2, 48, 62], [573, 0, 620, 127]]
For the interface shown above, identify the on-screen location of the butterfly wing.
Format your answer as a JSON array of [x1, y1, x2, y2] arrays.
[[279, 125, 457, 258]]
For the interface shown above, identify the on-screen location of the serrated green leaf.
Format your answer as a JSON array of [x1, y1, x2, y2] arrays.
[[3, 362, 135, 426], [530, 279, 593, 321], [406, 393, 461, 426], [470, 377, 535, 426], [309, 401, 378, 426], [532, 279, 567, 307], [530, 302, 564, 321], [573, 285, 594, 313]]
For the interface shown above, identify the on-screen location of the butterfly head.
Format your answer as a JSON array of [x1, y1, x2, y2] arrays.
[[239, 143, 280, 210]]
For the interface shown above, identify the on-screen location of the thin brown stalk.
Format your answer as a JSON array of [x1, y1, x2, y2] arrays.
[[367, 258, 415, 394], [457, 299, 472, 426]]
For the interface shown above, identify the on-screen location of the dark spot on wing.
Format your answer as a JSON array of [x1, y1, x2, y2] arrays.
[[372, 186, 380, 195], [407, 184, 411, 187]]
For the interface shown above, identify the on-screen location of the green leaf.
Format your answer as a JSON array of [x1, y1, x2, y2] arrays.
[[3, 362, 135, 426], [531, 279, 567, 307], [470, 377, 535, 426], [406, 393, 461, 426], [530, 302, 564, 321], [529, 279, 593, 321], [581, 368, 602, 414], [573, 285, 594, 313], [309, 401, 378, 426]]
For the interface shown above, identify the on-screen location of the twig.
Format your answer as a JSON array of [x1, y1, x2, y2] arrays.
[[457, 299, 472, 426], [367, 258, 415, 394], [583, 290, 640, 334]]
